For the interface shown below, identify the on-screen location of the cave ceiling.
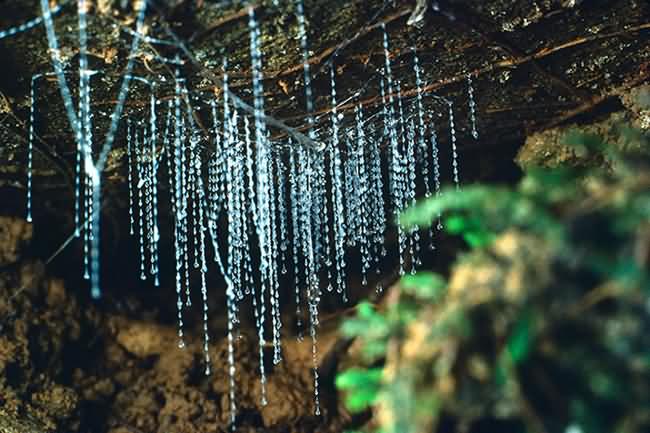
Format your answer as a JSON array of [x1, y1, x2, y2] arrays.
[[0, 0, 648, 227]]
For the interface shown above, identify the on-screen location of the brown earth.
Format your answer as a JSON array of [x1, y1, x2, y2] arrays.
[[0, 217, 351, 433]]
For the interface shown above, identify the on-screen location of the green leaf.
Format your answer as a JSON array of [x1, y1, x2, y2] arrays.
[[358, 301, 375, 319], [346, 388, 379, 411], [444, 214, 473, 233], [337, 368, 383, 412], [494, 354, 509, 387], [563, 129, 606, 154], [400, 272, 446, 301], [441, 214, 495, 247], [463, 230, 495, 248], [362, 340, 388, 359], [336, 367, 383, 390], [341, 319, 371, 337], [507, 310, 535, 364], [399, 186, 507, 229], [341, 302, 390, 340]]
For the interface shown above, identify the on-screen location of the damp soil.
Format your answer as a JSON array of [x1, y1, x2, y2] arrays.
[[0, 214, 355, 433]]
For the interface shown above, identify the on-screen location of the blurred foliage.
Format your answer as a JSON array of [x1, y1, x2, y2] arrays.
[[337, 126, 650, 433]]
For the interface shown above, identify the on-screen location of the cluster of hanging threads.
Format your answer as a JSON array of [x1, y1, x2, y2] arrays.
[[11, 1, 484, 427]]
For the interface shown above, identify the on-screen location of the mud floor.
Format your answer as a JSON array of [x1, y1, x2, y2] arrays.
[[0, 216, 352, 433]]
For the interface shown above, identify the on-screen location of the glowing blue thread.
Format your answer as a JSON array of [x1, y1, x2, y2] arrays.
[[0, 4, 63, 40]]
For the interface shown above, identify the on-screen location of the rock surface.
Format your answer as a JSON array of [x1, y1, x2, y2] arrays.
[[516, 85, 650, 169], [0, 216, 349, 432]]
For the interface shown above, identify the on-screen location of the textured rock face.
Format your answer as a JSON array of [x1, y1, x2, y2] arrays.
[[0, 0, 648, 230], [0, 217, 32, 266], [0, 219, 82, 432], [621, 85, 650, 130], [474, 0, 585, 32], [516, 85, 649, 169], [0, 218, 348, 432]]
